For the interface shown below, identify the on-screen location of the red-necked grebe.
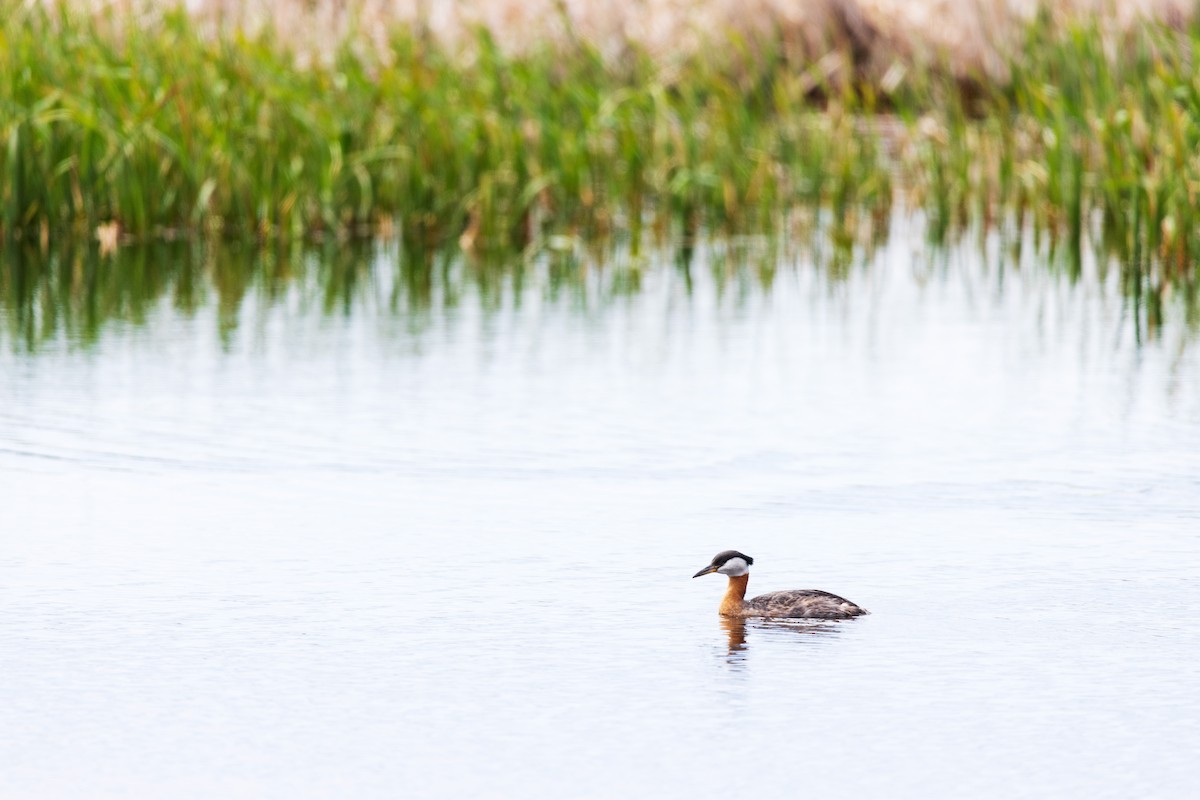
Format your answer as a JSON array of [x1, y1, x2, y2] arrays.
[[692, 550, 869, 619]]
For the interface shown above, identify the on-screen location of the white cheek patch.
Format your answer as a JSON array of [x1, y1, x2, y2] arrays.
[[716, 557, 749, 577]]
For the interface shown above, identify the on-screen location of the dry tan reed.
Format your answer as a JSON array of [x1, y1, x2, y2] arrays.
[[52, 0, 1196, 77]]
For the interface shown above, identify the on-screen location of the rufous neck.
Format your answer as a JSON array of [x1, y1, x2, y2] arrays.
[[719, 574, 749, 616]]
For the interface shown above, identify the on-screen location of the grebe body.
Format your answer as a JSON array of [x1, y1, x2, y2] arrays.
[[692, 550, 868, 619]]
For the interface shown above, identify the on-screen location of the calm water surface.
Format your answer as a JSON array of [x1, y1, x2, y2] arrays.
[[2, 222, 1199, 798]]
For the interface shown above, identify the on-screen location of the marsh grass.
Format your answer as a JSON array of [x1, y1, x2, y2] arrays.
[[3, 0, 1200, 316], [0, 1, 891, 253], [894, 13, 1200, 308]]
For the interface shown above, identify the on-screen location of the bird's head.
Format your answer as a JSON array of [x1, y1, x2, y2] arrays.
[[692, 550, 754, 578]]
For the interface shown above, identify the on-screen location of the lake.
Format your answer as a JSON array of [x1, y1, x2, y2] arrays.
[[2, 217, 1198, 798]]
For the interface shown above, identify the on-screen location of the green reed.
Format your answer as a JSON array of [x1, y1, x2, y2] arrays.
[[4, 0, 1200, 305], [0, 2, 888, 251], [906, 14, 1200, 274]]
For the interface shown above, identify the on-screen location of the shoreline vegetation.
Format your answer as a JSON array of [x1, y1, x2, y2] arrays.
[[3, 1, 1200, 295]]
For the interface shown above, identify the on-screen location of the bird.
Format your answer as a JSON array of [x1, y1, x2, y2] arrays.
[[692, 550, 869, 619]]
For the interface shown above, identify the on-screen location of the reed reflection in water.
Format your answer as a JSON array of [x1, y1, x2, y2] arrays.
[[3, 213, 1199, 354]]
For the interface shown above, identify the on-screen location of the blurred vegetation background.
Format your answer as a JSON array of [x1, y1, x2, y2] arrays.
[[3, 0, 1200, 340]]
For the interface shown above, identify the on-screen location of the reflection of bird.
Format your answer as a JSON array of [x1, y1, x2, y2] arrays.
[[693, 550, 869, 619], [720, 616, 749, 652]]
